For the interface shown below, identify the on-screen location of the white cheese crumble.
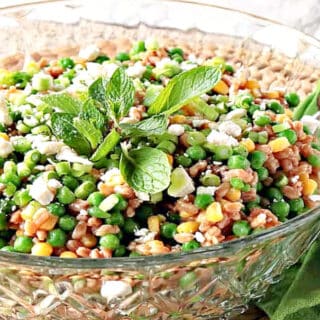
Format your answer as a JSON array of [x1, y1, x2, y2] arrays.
[[300, 115, 320, 134], [0, 94, 12, 126], [207, 129, 239, 146], [192, 119, 210, 128], [25, 95, 43, 107], [195, 232, 205, 243], [225, 108, 246, 120], [47, 179, 62, 190], [180, 61, 197, 71], [126, 62, 146, 78], [168, 124, 185, 136], [196, 186, 217, 196], [37, 141, 64, 155], [291, 175, 299, 184], [102, 62, 120, 78], [100, 281, 132, 303], [218, 121, 242, 137], [56, 146, 92, 165], [252, 110, 266, 119], [309, 195, 320, 202], [29, 175, 55, 205], [135, 191, 150, 202], [100, 168, 123, 185], [0, 137, 13, 158], [79, 45, 100, 61], [155, 57, 179, 69], [134, 228, 157, 243]]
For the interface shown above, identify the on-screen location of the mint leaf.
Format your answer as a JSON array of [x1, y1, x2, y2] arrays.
[[80, 99, 105, 130], [88, 78, 108, 109], [90, 129, 120, 162], [148, 66, 221, 115], [106, 67, 135, 120], [258, 241, 320, 320], [73, 118, 102, 149], [120, 114, 168, 138], [293, 81, 320, 120], [51, 113, 91, 155], [42, 93, 82, 115], [120, 146, 171, 193]]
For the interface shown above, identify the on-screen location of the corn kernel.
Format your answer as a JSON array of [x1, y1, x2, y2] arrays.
[[0, 132, 9, 141], [246, 79, 260, 89], [180, 210, 196, 219], [263, 91, 280, 99], [170, 115, 186, 124], [225, 188, 241, 202], [302, 179, 318, 196], [240, 138, 255, 152], [60, 251, 77, 258], [167, 154, 174, 166], [299, 173, 309, 183], [285, 109, 293, 118], [98, 183, 114, 196], [268, 137, 290, 153], [206, 202, 224, 223], [31, 242, 53, 256], [275, 114, 290, 123], [148, 215, 160, 233], [177, 221, 200, 234], [213, 80, 229, 95]]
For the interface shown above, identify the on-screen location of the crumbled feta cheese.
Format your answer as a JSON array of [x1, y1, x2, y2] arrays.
[[0, 137, 13, 158], [168, 124, 185, 136], [156, 57, 179, 69], [36, 141, 64, 155], [196, 186, 217, 196], [102, 62, 120, 78], [195, 232, 205, 243], [100, 281, 132, 303], [85, 62, 104, 78], [180, 61, 197, 71], [218, 121, 242, 137], [134, 228, 156, 243], [309, 195, 320, 202], [126, 62, 146, 78], [135, 191, 150, 201], [200, 94, 210, 102], [29, 175, 55, 205], [225, 108, 246, 120], [79, 45, 100, 61], [260, 102, 266, 111], [0, 94, 12, 126], [252, 110, 266, 119], [291, 175, 299, 184], [213, 161, 223, 165], [100, 168, 124, 186], [207, 129, 239, 146], [25, 95, 43, 107], [300, 115, 320, 134], [192, 119, 210, 128], [47, 179, 62, 190], [56, 146, 92, 165]]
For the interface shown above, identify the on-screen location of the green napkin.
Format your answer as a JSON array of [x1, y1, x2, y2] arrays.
[[258, 241, 320, 320]]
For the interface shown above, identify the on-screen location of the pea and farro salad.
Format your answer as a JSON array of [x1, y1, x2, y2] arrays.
[[0, 39, 319, 258]]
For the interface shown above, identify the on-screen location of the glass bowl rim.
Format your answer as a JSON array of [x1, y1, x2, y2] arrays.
[[0, 0, 320, 268]]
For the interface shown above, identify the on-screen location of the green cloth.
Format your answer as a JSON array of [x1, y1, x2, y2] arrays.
[[258, 241, 320, 320]]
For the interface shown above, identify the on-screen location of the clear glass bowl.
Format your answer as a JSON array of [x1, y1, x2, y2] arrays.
[[0, 1, 320, 319]]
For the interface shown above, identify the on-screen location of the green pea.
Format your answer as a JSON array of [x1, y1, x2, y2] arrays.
[[130, 40, 146, 55], [254, 115, 271, 126], [136, 205, 153, 221], [248, 131, 259, 143], [285, 92, 300, 107], [55, 162, 71, 176], [179, 271, 197, 289], [258, 131, 268, 144], [113, 194, 128, 211], [100, 234, 120, 250], [265, 187, 283, 201], [160, 222, 177, 239], [13, 189, 31, 207], [194, 194, 213, 209], [225, 64, 234, 73], [59, 215, 77, 231], [47, 202, 66, 217], [256, 167, 269, 181], [288, 198, 304, 213], [157, 140, 176, 154], [115, 52, 130, 62], [106, 212, 125, 227], [62, 176, 79, 191], [177, 155, 192, 167], [59, 57, 75, 69], [24, 150, 41, 168], [270, 201, 290, 221], [249, 150, 266, 169], [113, 245, 127, 257], [88, 207, 111, 219], [213, 145, 233, 161], [14, 236, 33, 253], [181, 240, 201, 252], [57, 187, 75, 205], [232, 221, 251, 237], [186, 145, 207, 161], [307, 154, 320, 168], [94, 55, 110, 64], [274, 174, 289, 187], [230, 177, 245, 190], [87, 192, 105, 207], [227, 155, 250, 169], [232, 145, 248, 157], [278, 129, 297, 144], [200, 173, 221, 187], [248, 104, 260, 116], [268, 101, 284, 114], [123, 219, 139, 234], [186, 132, 206, 146], [74, 181, 96, 199], [47, 229, 67, 247], [168, 47, 184, 57]]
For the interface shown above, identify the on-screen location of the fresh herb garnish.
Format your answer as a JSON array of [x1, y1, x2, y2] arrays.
[[80, 99, 105, 130], [42, 93, 82, 115], [120, 144, 171, 193], [51, 113, 91, 155], [293, 81, 320, 120], [73, 118, 102, 149], [148, 66, 221, 115], [89, 67, 135, 124], [120, 114, 168, 138], [90, 129, 120, 162]]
